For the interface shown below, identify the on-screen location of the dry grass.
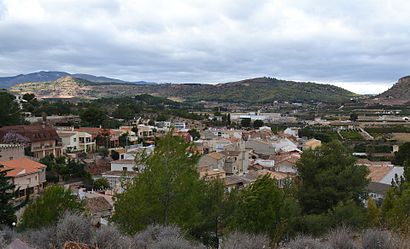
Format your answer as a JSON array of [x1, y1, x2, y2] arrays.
[[391, 133, 410, 143]]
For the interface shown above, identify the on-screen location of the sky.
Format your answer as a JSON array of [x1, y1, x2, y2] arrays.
[[1, 0, 410, 94]]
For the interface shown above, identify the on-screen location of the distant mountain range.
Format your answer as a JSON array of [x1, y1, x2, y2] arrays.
[[9, 75, 357, 103], [0, 71, 151, 88]]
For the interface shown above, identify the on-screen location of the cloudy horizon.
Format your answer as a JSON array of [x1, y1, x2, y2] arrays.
[[1, 0, 410, 94]]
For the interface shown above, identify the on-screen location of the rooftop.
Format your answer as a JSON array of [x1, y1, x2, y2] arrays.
[[1, 157, 46, 177]]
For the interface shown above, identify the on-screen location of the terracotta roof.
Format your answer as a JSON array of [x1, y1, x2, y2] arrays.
[[0, 125, 60, 143], [86, 196, 112, 213], [367, 166, 393, 182], [208, 152, 225, 160], [1, 158, 46, 177], [63, 242, 95, 249], [250, 169, 291, 180]]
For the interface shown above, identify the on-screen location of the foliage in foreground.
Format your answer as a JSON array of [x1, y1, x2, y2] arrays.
[[19, 185, 84, 230]]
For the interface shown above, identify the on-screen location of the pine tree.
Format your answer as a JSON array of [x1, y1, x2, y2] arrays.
[[113, 132, 203, 234], [367, 198, 380, 227], [0, 165, 16, 226]]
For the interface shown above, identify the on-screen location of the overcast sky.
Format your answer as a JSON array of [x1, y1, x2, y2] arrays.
[[1, 0, 410, 94]]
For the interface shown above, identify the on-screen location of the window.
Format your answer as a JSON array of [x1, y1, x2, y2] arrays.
[[122, 167, 127, 171], [73, 138, 77, 142]]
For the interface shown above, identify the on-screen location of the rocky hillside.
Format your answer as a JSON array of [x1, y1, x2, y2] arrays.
[[0, 71, 132, 88], [10, 76, 357, 104], [376, 76, 410, 105]]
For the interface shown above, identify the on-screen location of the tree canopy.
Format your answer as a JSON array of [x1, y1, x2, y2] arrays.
[[19, 185, 84, 230], [0, 165, 16, 227], [0, 92, 22, 127], [297, 140, 369, 214]]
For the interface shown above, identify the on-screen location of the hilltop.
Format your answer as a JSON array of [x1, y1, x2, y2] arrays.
[[0, 71, 146, 88], [376, 76, 410, 105], [9, 76, 357, 103]]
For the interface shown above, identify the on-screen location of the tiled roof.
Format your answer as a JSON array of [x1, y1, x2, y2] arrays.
[[1, 158, 46, 177], [85, 196, 112, 213], [208, 152, 225, 160], [0, 125, 60, 142], [367, 166, 393, 182]]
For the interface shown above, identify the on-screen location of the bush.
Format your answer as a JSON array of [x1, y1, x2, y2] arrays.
[[221, 231, 270, 249], [56, 212, 93, 247], [21, 227, 56, 249], [94, 225, 132, 249], [299, 214, 333, 236], [133, 224, 203, 249], [362, 229, 399, 249], [327, 227, 358, 249], [286, 235, 327, 249]]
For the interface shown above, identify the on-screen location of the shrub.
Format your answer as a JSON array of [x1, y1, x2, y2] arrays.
[[21, 226, 57, 249], [94, 225, 132, 249], [133, 224, 203, 249], [327, 227, 358, 249], [286, 235, 327, 249], [221, 231, 270, 249], [362, 229, 399, 249], [56, 212, 93, 247]]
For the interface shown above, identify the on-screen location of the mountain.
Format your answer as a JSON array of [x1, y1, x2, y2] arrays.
[[9, 76, 356, 104], [0, 71, 146, 88], [376, 76, 410, 105], [0, 71, 70, 88]]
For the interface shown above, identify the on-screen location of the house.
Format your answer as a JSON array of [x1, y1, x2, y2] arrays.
[[100, 170, 138, 193], [248, 169, 294, 188], [224, 175, 254, 192], [198, 152, 226, 170], [284, 127, 299, 138], [367, 182, 391, 203], [245, 139, 276, 158], [57, 130, 96, 153], [75, 128, 119, 148], [1, 158, 46, 199], [221, 149, 249, 175], [0, 125, 63, 159], [357, 160, 404, 185], [0, 144, 25, 161], [110, 159, 136, 172], [85, 196, 113, 226], [271, 152, 300, 173], [271, 138, 300, 153], [303, 138, 322, 150], [136, 124, 154, 138], [198, 165, 226, 180]]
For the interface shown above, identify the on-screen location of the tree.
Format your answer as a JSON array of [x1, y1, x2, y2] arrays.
[[19, 185, 84, 230], [297, 140, 369, 214], [253, 119, 264, 129], [0, 92, 22, 127], [111, 150, 120, 160], [227, 175, 285, 239], [367, 198, 380, 227], [98, 147, 109, 158], [240, 118, 251, 128], [0, 165, 16, 226], [112, 132, 203, 235], [392, 142, 410, 166], [93, 178, 110, 190], [80, 106, 107, 127], [350, 112, 358, 122], [188, 129, 200, 141]]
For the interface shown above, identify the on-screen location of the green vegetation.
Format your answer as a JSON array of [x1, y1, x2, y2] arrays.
[[340, 130, 363, 140], [392, 142, 410, 166], [93, 178, 110, 190], [40, 155, 86, 182], [299, 126, 340, 143], [297, 140, 369, 214], [0, 165, 16, 227], [0, 92, 23, 127], [19, 185, 84, 230]]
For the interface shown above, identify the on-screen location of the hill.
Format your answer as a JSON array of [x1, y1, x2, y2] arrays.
[[9, 76, 357, 104], [376, 76, 410, 105], [0, 71, 140, 88]]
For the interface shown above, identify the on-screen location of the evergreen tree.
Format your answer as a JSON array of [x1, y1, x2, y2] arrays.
[[297, 140, 369, 214], [0, 165, 16, 226], [113, 132, 203, 235], [227, 175, 286, 239], [0, 92, 22, 127], [19, 185, 84, 230], [367, 198, 380, 227]]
